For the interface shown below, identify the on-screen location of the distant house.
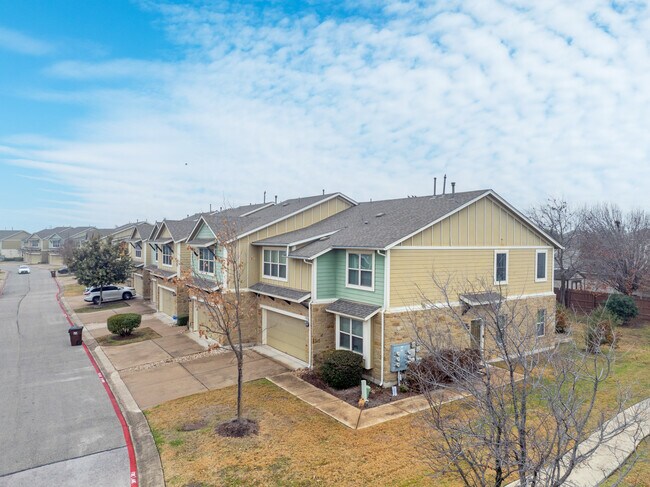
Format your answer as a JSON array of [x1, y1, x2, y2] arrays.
[[22, 226, 95, 265], [0, 230, 30, 259]]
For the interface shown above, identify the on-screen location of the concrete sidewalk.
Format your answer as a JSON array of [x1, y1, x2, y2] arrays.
[[505, 398, 650, 487]]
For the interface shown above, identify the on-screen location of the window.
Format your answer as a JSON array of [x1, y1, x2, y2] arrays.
[[153, 247, 158, 263], [263, 249, 287, 280], [162, 244, 173, 266], [134, 242, 142, 258], [198, 247, 215, 274], [535, 250, 547, 282], [496, 315, 507, 346], [338, 316, 364, 354], [495, 251, 508, 284], [347, 252, 373, 289], [536, 309, 546, 337], [51, 239, 61, 248], [29, 239, 39, 248]]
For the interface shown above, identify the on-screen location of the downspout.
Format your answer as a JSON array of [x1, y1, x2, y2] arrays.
[[304, 258, 313, 368], [377, 250, 387, 386]]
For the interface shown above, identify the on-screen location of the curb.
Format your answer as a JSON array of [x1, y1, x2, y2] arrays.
[[55, 278, 165, 487]]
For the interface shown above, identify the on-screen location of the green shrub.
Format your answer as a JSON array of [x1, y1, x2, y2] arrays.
[[585, 307, 620, 353], [319, 350, 363, 389], [605, 294, 639, 323], [555, 304, 569, 334], [107, 313, 142, 336], [176, 315, 189, 327], [405, 349, 481, 393]]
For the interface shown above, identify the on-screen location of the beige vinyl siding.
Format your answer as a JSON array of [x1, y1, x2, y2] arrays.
[[239, 196, 352, 289], [397, 196, 547, 247], [389, 248, 554, 308], [259, 250, 312, 291]]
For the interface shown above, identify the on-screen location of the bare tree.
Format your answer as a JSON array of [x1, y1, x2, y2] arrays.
[[528, 198, 584, 306], [179, 216, 257, 436], [407, 278, 643, 487], [580, 204, 649, 295]]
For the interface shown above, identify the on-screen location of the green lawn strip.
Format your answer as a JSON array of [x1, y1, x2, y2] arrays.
[[95, 327, 161, 346], [74, 301, 130, 313]]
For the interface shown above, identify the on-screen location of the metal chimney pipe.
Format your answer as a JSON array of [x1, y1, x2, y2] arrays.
[[451, 182, 456, 194], [434, 177, 437, 196], [442, 174, 447, 194], [274, 195, 278, 204], [322, 189, 325, 195], [263, 191, 266, 203]]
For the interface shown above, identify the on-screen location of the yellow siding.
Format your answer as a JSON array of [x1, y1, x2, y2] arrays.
[[397, 195, 549, 248], [389, 248, 554, 308], [159, 226, 171, 239], [240, 196, 352, 289], [259, 252, 312, 291]]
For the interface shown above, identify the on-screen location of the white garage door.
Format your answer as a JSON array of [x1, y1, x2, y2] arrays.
[[133, 275, 143, 297], [265, 309, 308, 363], [159, 287, 176, 318]]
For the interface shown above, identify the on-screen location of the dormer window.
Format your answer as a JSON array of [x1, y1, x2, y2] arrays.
[[134, 242, 142, 258], [51, 239, 61, 248]]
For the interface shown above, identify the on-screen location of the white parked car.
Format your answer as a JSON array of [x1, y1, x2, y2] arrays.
[[83, 285, 136, 304], [18, 265, 31, 274]]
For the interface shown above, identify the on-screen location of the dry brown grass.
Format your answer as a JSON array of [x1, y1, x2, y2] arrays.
[[96, 327, 161, 346], [145, 320, 650, 487], [63, 283, 86, 296], [144, 379, 460, 487]]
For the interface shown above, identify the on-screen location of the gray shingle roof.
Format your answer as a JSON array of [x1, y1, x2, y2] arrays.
[[195, 193, 352, 241], [32, 226, 71, 239], [149, 268, 177, 279], [254, 190, 488, 258], [160, 219, 200, 242], [0, 230, 27, 240], [326, 299, 381, 321], [459, 292, 503, 307], [249, 282, 311, 303]]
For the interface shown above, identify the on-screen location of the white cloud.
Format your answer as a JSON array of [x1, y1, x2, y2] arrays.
[[2, 0, 650, 227], [0, 26, 52, 56]]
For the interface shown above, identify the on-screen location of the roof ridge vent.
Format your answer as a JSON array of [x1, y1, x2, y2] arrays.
[[319, 236, 330, 241], [282, 202, 290, 207], [375, 212, 385, 218]]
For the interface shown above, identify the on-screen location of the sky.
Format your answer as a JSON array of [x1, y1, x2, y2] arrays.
[[0, 0, 649, 232]]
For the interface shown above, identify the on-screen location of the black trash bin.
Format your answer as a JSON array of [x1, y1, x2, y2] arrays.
[[68, 326, 83, 346], [50, 270, 56, 278]]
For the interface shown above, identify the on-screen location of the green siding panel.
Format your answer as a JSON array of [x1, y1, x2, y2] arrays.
[[196, 223, 215, 239], [316, 250, 384, 307], [191, 244, 224, 283]]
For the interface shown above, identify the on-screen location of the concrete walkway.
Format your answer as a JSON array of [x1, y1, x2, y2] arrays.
[[269, 372, 468, 429], [505, 398, 650, 487]]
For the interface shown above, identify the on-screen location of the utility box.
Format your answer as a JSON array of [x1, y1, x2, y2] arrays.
[[390, 342, 416, 372]]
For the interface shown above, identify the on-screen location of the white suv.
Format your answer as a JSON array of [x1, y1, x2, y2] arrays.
[[18, 265, 31, 274], [83, 285, 136, 304]]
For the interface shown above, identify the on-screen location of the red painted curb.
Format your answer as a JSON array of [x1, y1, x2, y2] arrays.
[[55, 279, 139, 486]]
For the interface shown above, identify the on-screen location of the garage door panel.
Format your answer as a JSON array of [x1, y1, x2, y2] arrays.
[[266, 310, 308, 362], [160, 288, 176, 317], [134, 275, 143, 296]]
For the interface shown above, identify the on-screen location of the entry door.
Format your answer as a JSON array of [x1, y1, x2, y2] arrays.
[[470, 319, 484, 351]]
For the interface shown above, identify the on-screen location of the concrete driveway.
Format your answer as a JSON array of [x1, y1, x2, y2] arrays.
[[0, 264, 130, 487]]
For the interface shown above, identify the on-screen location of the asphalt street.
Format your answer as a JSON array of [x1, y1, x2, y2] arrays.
[[0, 264, 130, 486]]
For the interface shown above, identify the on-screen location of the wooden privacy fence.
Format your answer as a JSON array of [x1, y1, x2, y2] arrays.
[[555, 288, 650, 321]]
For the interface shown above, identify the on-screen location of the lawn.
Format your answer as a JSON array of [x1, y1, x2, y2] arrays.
[[96, 327, 161, 346], [145, 319, 650, 487], [64, 283, 86, 296], [74, 301, 130, 313]]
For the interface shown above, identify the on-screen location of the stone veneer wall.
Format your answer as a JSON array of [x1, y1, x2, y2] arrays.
[[310, 303, 336, 366], [379, 295, 557, 386]]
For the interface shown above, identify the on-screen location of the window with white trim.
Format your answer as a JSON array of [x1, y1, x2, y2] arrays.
[[347, 252, 373, 289], [51, 239, 61, 248], [536, 309, 546, 337], [495, 251, 508, 284], [162, 244, 173, 266], [263, 249, 287, 280], [29, 239, 39, 248], [198, 247, 215, 274], [535, 250, 547, 281], [134, 242, 142, 258], [336, 315, 371, 368], [153, 246, 158, 263]]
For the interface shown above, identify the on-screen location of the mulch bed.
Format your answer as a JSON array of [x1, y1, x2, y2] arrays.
[[95, 327, 162, 346], [215, 418, 259, 437], [297, 370, 417, 409]]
